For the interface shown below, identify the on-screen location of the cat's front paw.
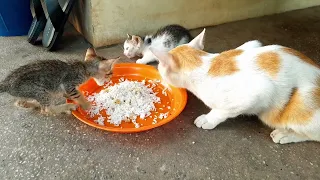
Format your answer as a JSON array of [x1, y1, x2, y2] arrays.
[[80, 101, 91, 110], [136, 58, 146, 64], [194, 114, 216, 130], [65, 104, 78, 114]]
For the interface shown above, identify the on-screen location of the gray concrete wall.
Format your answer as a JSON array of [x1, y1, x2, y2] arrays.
[[69, 0, 320, 47]]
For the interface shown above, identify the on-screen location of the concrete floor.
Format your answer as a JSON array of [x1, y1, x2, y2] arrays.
[[1, 6, 320, 180]]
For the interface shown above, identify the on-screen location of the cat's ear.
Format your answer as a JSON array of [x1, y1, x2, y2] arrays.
[[150, 48, 176, 69], [85, 48, 97, 61], [127, 34, 132, 40], [132, 35, 142, 46], [188, 28, 206, 50], [99, 57, 119, 70], [115, 56, 121, 61]]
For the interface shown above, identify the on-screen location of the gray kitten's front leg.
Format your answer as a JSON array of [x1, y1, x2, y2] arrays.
[[41, 103, 78, 116], [65, 86, 91, 110]]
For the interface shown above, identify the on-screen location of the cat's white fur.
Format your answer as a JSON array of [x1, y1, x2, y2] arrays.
[[123, 34, 189, 64], [150, 29, 320, 144]]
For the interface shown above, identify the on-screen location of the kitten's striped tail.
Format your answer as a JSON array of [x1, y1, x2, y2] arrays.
[[0, 82, 7, 93]]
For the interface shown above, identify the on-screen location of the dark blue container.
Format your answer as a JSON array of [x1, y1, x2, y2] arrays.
[[0, 0, 33, 36]]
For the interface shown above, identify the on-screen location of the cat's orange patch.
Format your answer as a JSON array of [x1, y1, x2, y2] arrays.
[[262, 89, 312, 126], [283, 47, 320, 68], [169, 45, 207, 71], [257, 52, 280, 78], [208, 49, 242, 77]]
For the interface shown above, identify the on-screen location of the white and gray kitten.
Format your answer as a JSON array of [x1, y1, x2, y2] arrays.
[[123, 24, 192, 64]]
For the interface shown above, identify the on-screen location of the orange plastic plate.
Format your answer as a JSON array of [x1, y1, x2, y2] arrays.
[[67, 63, 187, 133]]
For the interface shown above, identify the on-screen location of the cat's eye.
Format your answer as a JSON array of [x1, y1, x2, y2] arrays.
[[125, 47, 129, 50]]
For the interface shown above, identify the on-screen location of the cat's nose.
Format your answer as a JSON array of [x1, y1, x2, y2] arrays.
[[124, 53, 132, 58]]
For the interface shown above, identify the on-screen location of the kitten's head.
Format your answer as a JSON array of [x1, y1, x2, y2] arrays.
[[84, 48, 120, 86], [150, 29, 206, 87], [123, 34, 143, 58]]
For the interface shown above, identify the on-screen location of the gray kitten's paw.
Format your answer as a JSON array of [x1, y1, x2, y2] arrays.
[[80, 101, 91, 110], [64, 104, 78, 114], [66, 104, 78, 111]]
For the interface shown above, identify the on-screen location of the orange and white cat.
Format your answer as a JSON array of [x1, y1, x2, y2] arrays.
[[150, 29, 320, 144]]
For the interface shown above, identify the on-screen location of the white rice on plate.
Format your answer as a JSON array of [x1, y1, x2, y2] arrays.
[[86, 78, 169, 128]]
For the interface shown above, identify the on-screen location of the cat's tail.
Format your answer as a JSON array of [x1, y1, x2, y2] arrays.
[[0, 82, 7, 93]]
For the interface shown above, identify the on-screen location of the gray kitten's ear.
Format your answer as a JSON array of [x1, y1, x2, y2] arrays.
[[127, 34, 132, 40], [109, 57, 120, 66], [102, 56, 120, 62], [99, 57, 119, 70], [115, 56, 121, 61], [85, 48, 97, 61]]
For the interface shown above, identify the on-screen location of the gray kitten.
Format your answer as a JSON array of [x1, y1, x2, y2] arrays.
[[0, 48, 119, 115]]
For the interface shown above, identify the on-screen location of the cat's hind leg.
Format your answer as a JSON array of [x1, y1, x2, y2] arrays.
[[30, 91, 73, 115], [14, 99, 41, 109], [270, 129, 311, 144], [290, 111, 320, 143]]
